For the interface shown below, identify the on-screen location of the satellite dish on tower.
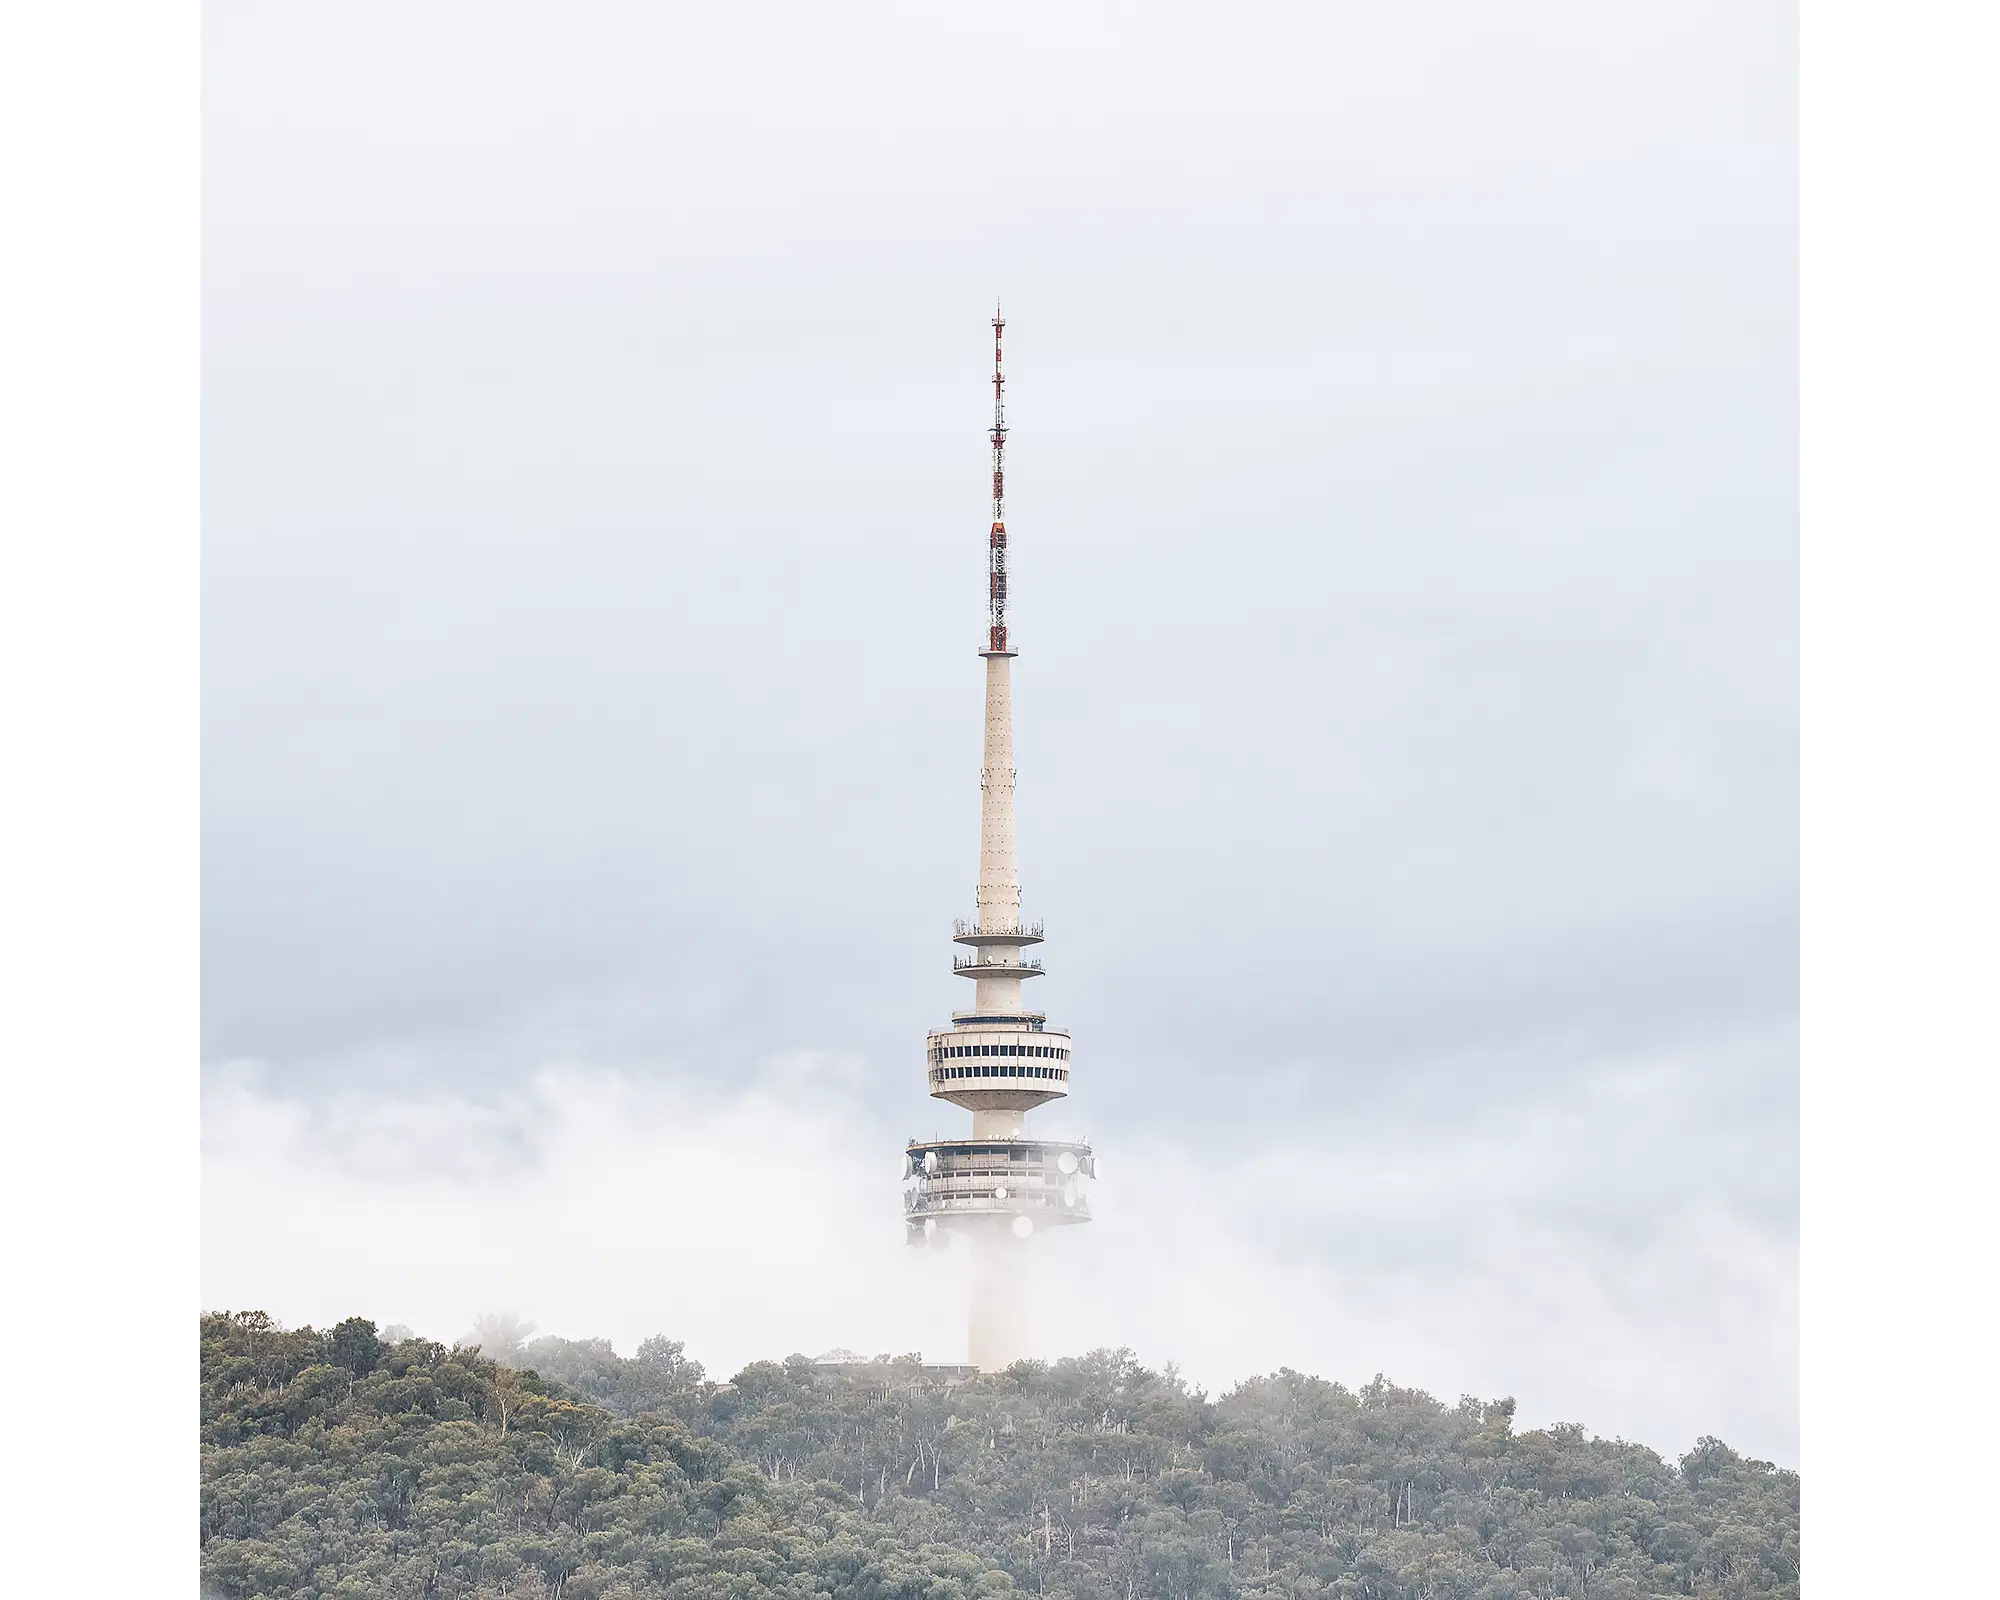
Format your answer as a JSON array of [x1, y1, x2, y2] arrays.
[[1057, 1151, 1078, 1175]]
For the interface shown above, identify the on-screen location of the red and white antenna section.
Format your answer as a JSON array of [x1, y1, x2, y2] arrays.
[[988, 305, 1009, 654]]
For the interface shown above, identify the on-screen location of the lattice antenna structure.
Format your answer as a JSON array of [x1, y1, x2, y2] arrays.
[[989, 304, 1009, 653]]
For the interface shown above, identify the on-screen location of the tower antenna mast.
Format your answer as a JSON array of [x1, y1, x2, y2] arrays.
[[989, 303, 1008, 653]]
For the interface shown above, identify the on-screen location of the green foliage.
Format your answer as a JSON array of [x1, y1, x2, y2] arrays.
[[327, 1317, 386, 1377], [203, 1315, 1798, 1600], [202, 1312, 1014, 1600], [514, 1335, 708, 1420]]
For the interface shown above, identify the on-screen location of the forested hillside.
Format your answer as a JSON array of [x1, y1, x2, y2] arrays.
[[201, 1312, 1798, 1600]]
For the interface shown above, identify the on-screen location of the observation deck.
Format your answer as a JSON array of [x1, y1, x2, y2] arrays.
[[952, 954, 1045, 979], [926, 1025, 1071, 1110], [903, 1137, 1095, 1245], [953, 919, 1045, 949]]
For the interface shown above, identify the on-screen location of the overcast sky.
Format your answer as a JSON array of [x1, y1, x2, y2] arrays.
[[201, 0, 1796, 1462]]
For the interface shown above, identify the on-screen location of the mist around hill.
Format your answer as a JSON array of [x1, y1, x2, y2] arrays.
[[201, 1311, 1798, 1600]]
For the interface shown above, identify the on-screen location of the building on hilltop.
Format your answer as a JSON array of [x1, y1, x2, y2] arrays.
[[901, 308, 1097, 1372]]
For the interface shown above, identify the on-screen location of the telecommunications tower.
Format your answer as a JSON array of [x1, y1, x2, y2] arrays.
[[902, 308, 1096, 1372]]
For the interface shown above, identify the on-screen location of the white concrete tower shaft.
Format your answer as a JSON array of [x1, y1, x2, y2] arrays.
[[976, 655, 1021, 965]]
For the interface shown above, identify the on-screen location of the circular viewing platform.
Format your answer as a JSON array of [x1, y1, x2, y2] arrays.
[[952, 955, 1045, 978], [925, 1026, 1071, 1107], [902, 1136, 1095, 1244], [952, 919, 1045, 949]]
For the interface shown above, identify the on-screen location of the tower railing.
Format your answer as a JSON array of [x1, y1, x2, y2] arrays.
[[952, 919, 1045, 939]]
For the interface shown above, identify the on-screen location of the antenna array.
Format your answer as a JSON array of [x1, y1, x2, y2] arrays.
[[988, 305, 1009, 652]]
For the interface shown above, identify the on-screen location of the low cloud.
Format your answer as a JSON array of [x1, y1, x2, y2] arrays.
[[204, 1040, 1794, 1464]]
